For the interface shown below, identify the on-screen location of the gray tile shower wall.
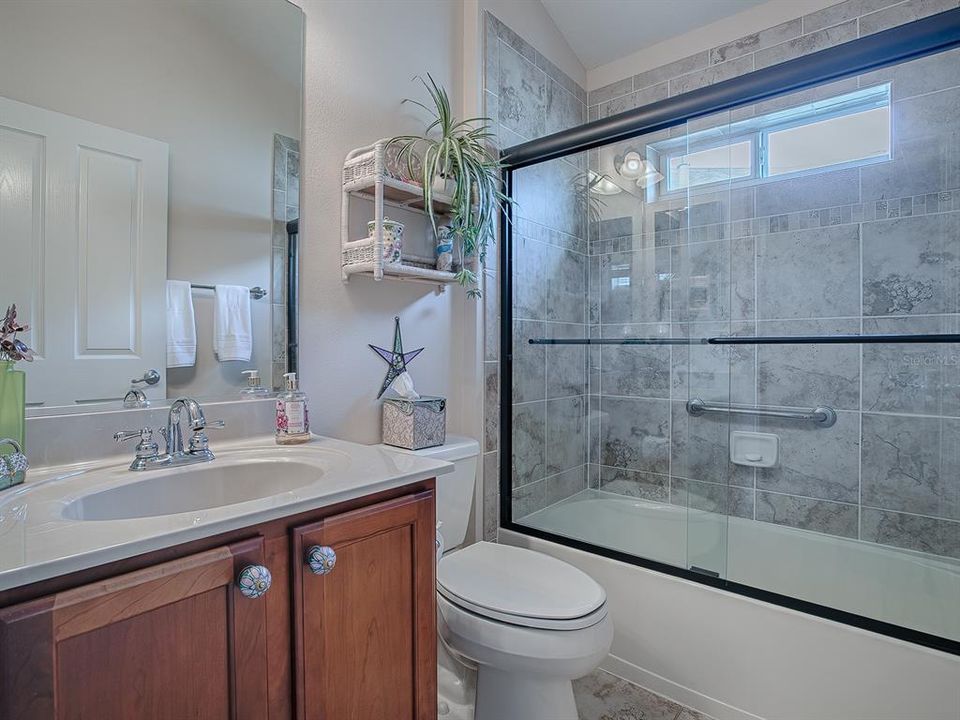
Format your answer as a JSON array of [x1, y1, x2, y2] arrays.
[[586, 28, 960, 559], [482, 12, 588, 539], [485, 0, 960, 558]]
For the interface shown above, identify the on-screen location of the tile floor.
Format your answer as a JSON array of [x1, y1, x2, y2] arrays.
[[438, 657, 714, 720], [574, 669, 714, 720]]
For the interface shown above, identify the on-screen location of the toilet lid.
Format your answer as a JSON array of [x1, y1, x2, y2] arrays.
[[437, 542, 606, 626]]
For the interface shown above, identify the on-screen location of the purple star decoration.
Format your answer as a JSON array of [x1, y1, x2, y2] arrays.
[[369, 316, 424, 399]]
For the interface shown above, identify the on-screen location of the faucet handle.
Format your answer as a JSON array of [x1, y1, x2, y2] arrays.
[[114, 428, 153, 444], [114, 428, 160, 460], [188, 421, 224, 454]]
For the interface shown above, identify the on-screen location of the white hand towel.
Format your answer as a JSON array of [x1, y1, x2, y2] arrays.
[[166, 280, 196, 368], [213, 284, 252, 362]]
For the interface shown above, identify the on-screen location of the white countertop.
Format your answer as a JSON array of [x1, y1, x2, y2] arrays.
[[0, 435, 452, 592]]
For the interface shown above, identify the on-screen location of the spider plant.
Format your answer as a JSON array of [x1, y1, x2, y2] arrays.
[[573, 171, 608, 230], [387, 74, 511, 298]]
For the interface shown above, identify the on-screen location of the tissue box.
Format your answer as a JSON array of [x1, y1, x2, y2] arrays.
[[382, 396, 446, 450]]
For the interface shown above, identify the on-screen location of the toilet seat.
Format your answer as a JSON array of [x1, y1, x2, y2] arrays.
[[438, 585, 609, 630], [437, 542, 608, 630]]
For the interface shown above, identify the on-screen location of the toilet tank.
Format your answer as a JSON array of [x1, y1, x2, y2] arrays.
[[379, 435, 479, 550]]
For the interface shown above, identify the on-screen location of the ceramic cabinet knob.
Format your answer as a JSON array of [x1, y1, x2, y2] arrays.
[[306, 545, 337, 575], [237, 564, 272, 599]]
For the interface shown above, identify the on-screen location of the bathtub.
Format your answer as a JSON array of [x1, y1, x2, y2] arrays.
[[508, 489, 960, 720], [520, 488, 960, 643]]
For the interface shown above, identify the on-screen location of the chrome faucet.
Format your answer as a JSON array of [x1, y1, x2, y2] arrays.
[[166, 397, 206, 456], [115, 397, 225, 471]]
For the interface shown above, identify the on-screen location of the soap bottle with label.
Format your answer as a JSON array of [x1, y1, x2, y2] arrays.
[[276, 372, 310, 444], [240, 369, 271, 397]]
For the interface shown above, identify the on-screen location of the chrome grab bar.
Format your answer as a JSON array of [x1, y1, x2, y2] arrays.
[[686, 398, 837, 427]]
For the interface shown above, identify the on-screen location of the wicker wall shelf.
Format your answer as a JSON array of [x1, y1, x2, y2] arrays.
[[341, 260, 459, 287], [343, 175, 455, 215], [341, 140, 459, 293]]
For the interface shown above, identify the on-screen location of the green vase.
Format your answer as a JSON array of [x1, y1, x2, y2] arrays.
[[0, 359, 26, 456]]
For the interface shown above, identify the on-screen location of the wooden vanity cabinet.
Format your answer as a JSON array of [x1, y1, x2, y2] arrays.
[[0, 537, 270, 720], [292, 491, 436, 720], [0, 481, 437, 720]]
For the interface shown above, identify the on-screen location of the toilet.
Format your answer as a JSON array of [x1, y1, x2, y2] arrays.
[[382, 435, 613, 720]]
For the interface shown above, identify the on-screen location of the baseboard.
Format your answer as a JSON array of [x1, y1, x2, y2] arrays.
[[600, 654, 765, 720]]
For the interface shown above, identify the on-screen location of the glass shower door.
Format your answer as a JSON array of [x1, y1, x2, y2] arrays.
[[503, 23, 960, 651], [666, 108, 746, 580]]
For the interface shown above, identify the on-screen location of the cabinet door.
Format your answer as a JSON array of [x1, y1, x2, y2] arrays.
[[293, 491, 436, 720], [0, 537, 271, 720]]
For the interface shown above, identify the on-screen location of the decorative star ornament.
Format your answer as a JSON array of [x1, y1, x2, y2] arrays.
[[369, 316, 424, 399]]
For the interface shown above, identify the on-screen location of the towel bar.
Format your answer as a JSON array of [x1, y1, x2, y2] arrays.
[[190, 284, 266, 300]]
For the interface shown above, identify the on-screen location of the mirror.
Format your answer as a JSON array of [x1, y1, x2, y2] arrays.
[[0, 0, 303, 413]]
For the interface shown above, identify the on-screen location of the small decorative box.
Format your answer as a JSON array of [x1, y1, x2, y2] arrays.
[[0, 439, 28, 492], [382, 396, 446, 450]]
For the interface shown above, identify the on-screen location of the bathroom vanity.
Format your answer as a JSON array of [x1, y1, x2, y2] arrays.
[[0, 436, 446, 720]]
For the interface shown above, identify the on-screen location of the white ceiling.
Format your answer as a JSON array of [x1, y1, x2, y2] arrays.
[[541, 0, 769, 70]]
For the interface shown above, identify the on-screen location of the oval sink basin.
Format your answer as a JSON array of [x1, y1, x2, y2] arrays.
[[62, 459, 322, 521]]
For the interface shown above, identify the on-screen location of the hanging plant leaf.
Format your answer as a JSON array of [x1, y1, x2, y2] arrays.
[[386, 74, 514, 298]]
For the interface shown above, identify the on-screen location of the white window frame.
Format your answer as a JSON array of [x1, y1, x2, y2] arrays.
[[652, 83, 892, 199], [661, 135, 759, 193]]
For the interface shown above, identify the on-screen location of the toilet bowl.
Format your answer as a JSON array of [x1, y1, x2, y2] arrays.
[[379, 436, 613, 720], [438, 541, 613, 720]]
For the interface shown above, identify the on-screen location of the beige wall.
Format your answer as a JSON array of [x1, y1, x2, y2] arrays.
[[292, 0, 472, 444], [292, 0, 584, 543]]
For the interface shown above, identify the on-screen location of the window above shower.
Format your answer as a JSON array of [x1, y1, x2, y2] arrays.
[[649, 84, 892, 195]]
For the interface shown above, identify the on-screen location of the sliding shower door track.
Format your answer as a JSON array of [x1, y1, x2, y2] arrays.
[[500, 520, 960, 657]]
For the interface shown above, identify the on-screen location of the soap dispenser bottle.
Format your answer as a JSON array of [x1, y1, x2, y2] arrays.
[[240, 369, 270, 397], [276, 372, 310, 444]]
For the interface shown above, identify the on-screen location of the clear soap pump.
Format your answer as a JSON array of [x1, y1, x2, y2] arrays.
[[240, 369, 270, 397], [276, 372, 310, 444]]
